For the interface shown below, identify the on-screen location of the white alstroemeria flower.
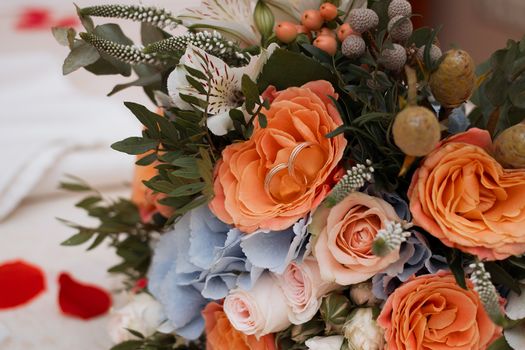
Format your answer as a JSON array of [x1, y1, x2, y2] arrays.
[[177, 0, 260, 46], [266, 0, 367, 22], [167, 43, 278, 136]]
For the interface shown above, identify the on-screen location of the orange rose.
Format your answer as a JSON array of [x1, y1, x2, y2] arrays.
[[203, 302, 276, 350], [408, 128, 525, 260], [209, 80, 346, 233], [312, 192, 401, 285], [131, 156, 174, 222], [377, 273, 501, 350]]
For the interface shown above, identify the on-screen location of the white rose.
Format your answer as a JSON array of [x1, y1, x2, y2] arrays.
[[343, 308, 384, 350], [349, 281, 378, 306], [277, 257, 338, 324], [108, 293, 165, 343], [223, 273, 291, 337], [305, 335, 344, 350]]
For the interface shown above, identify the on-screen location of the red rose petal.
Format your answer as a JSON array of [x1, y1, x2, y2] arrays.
[[58, 273, 112, 320], [53, 16, 80, 28], [16, 8, 52, 30], [0, 260, 46, 309]]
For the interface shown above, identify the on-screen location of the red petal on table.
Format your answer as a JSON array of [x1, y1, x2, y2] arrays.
[[58, 273, 112, 320], [0, 260, 46, 309], [16, 8, 52, 30], [53, 16, 80, 28]]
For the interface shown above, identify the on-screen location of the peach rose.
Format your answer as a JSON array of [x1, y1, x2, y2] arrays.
[[209, 80, 346, 233], [203, 302, 276, 350], [131, 156, 174, 222], [312, 192, 401, 285], [408, 128, 525, 260], [377, 273, 501, 350]]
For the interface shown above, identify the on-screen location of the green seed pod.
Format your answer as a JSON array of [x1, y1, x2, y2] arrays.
[[254, 0, 275, 42]]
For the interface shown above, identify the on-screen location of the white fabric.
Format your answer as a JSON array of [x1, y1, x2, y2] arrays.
[[0, 190, 127, 350], [0, 53, 139, 221]]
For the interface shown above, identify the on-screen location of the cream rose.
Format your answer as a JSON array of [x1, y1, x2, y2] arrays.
[[343, 308, 384, 350], [305, 336, 344, 350], [312, 192, 401, 285], [108, 293, 165, 343], [223, 273, 290, 337], [277, 257, 339, 324]]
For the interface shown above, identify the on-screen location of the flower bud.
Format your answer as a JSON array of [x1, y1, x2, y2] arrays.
[[254, 0, 275, 42], [349, 281, 378, 306]]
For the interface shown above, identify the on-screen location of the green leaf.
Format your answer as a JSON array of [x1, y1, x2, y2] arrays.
[[172, 168, 201, 179], [59, 181, 91, 192], [75, 196, 102, 209], [485, 72, 509, 106], [445, 248, 467, 289], [242, 74, 260, 113], [135, 152, 157, 166], [169, 182, 206, 197], [61, 231, 94, 246], [186, 75, 207, 95], [258, 113, 268, 128], [257, 48, 336, 91], [487, 337, 513, 350], [508, 75, 525, 109], [112, 137, 157, 155], [407, 27, 432, 47], [125, 328, 145, 339], [124, 102, 160, 136], [52, 27, 76, 48], [184, 65, 208, 80], [174, 196, 209, 215], [110, 340, 143, 350], [63, 41, 100, 75], [320, 293, 351, 327], [485, 262, 521, 294], [86, 234, 106, 251], [108, 73, 162, 97], [140, 22, 167, 46], [179, 94, 208, 109], [75, 4, 94, 32]]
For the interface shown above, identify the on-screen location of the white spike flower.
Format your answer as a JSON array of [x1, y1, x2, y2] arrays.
[[177, 0, 260, 46], [167, 43, 278, 136]]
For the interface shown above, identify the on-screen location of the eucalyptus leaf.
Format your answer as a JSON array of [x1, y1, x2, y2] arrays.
[[61, 231, 94, 246], [52, 27, 76, 48], [63, 42, 100, 75]]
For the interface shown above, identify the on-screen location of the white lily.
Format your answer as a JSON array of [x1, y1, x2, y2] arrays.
[[177, 0, 260, 46], [167, 43, 278, 136], [266, 0, 367, 22]]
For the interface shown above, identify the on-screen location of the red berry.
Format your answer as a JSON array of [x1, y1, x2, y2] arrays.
[[317, 27, 336, 38], [275, 21, 298, 43], [320, 2, 338, 21], [337, 23, 354, 41], [314, 35, 337, 55], [301, 10, 324, 31], [296, 25, 312, 40]]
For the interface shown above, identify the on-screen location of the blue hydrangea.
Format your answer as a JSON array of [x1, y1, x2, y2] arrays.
[[372, 232, 447, 299], [147, 205, 311, 339], [240, 215, 311, 274], [365, 185, 411, 221], [147, 205, 263, 339]]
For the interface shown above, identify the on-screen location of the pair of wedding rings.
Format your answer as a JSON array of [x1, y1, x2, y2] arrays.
[[263, 142, 318, 202]]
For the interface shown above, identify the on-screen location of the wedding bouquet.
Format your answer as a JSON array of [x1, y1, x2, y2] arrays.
[[54, 0, 525, 349]]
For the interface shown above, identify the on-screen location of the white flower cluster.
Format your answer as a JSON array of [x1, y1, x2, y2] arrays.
[[145, 31, 249, 66], [81, 5, 179, 29], [469, 261, 504, 324], [373, 220, 412, 256], [326, 160, 374, 206], [79, 33, 160, 65]]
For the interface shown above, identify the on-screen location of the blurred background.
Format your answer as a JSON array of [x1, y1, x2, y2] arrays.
[[0, 0, 523, 349]]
